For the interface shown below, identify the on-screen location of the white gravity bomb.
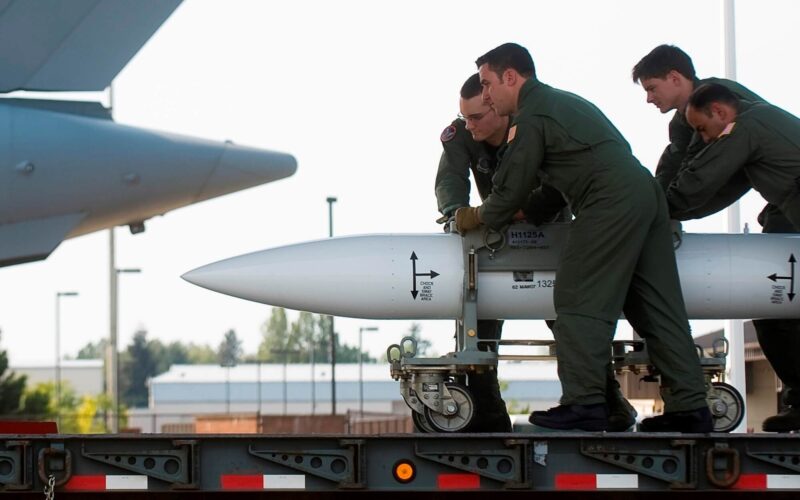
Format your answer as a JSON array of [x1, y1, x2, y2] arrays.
[[182, 226, 800, 321]]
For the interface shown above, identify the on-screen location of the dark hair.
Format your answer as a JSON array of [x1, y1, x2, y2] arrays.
[[632, 44, 695, 83], [475, 43, 536, 79], [460, 73, 482, 99], [688, 83, 740, 115]]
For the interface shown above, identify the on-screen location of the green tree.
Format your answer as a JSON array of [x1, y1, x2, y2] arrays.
[[380, 323, 433, 362], [257, 308, 289, 362], [19, 382, 123, 433], [186, 343, 217, 364], [254, 309, 375, 364], [19, 382, 52, 419], [286, 311, 316, 362], [120, 329, 157, 408], [218, 329, 243, 366], [317, 315, 334, 363], [0, 330, 26, 413], [73, 339, 107, 360], [407, 322, 433, 356], [162, 341, 190, 368]]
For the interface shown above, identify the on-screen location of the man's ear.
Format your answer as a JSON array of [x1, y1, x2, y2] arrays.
[[667, 69, 683, 86], [712, 102, 729, 120], [503, 68, 517, 86]]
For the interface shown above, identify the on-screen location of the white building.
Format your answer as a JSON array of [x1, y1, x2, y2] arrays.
[[137, 361, 563, 432], [11, 359, 103, 396]]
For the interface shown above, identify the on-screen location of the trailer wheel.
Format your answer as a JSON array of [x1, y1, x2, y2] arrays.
[[424, 383, 475, 432], [412, 410, 436, 433], [708, 382, 745, 433]]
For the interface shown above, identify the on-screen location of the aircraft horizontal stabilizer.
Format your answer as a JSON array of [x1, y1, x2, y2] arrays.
[[0, 213, 86, 267]]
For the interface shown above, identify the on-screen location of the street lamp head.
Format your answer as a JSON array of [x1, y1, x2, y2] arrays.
[[116, 268, 141, 274], [57, 291, 79, 297], [360, 326, 378, 332], [326, 196, 337, 203]]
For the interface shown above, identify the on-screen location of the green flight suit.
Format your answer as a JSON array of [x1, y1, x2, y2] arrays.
[[667, 101, 800, 226], [666, 101, 800, 409], [656, 77, 761, 192], [435, 118, 510, 430], [436, 119, 505, 217], [478, 78, 707, 411]]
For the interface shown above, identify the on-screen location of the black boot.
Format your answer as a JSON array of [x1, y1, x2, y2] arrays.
[[639, 407, 713, 433], [530, 403, 609, 431], [762, 407, 800, 432], [606, 383, 637, 432], [468, 369, 511, 432]]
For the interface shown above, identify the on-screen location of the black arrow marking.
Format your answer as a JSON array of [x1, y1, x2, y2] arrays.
[[410, 252, 439, 300], [767, 254, 796, 301]]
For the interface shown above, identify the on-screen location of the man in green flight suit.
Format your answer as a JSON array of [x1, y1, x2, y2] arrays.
[[634, 46, 800, 433], [632, 45, 759, 198], [437, 73, 637, 432], [667, 83, 800, 432], [435, 73, 513, 432], [456, 42, 711, 432]]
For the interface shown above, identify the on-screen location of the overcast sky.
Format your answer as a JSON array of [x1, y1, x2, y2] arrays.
[[1, 0, 799, 365]]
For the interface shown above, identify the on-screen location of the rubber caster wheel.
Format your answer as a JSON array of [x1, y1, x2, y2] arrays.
[[708, 381, 745, 432], [423, 383, 475, 433], [412, 410, 436, 433]]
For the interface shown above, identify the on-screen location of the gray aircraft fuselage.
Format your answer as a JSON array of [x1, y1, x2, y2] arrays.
[[0, 98, 296, 266]]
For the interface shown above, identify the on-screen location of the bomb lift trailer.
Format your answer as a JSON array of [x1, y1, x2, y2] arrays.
[[387, 223, 744, 433]]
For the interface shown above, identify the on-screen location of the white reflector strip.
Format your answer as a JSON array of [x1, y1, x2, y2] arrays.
[[767, 475, 800, 489], [596, 474, 638, 489], [263, 474, 306, 489], [105, 475, 148, 490]]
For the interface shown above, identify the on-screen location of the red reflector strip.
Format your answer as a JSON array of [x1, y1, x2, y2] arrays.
[[62, 475, 147, 491], [556, 474, 596, 490], [221, 475, 263, 490], [734, 474, 768, 490], [220, 474, 306, 490], [63, 475, 106, 491], [735, 474, 800, 490], [556, 474, 638, 490], [437, 473, 480, 489]]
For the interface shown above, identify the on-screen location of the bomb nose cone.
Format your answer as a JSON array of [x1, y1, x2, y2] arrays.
[[182, 234, 465, 319]]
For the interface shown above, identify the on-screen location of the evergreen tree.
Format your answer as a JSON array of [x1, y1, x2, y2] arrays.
[[218, 329, 243, 366], [120, 329, 157, 408]]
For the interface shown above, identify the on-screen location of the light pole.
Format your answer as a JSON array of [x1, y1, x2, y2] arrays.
[[326, 196, 337, 415], [220, 361, 235, 414], [309, 328, 316, 415], [272, 349, 300, 415], [108, 229, 140, 433], [55, 291, 78, 423], [358, 326, 378, 417], [256, 360, 262, 425]]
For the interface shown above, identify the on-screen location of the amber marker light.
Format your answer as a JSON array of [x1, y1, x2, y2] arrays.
[[393, 460, 416, 483]]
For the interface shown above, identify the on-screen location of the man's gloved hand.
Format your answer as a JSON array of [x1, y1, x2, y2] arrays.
[[455, 206, 482, 234]]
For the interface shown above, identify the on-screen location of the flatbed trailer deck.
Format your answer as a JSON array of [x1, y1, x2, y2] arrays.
[[1, 431, 798, 498]]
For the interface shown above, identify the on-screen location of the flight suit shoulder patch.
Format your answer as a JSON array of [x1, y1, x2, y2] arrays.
[[440, 125, 457, 142], [718, 122, 736, 138], [507, 125, 517, 143]]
